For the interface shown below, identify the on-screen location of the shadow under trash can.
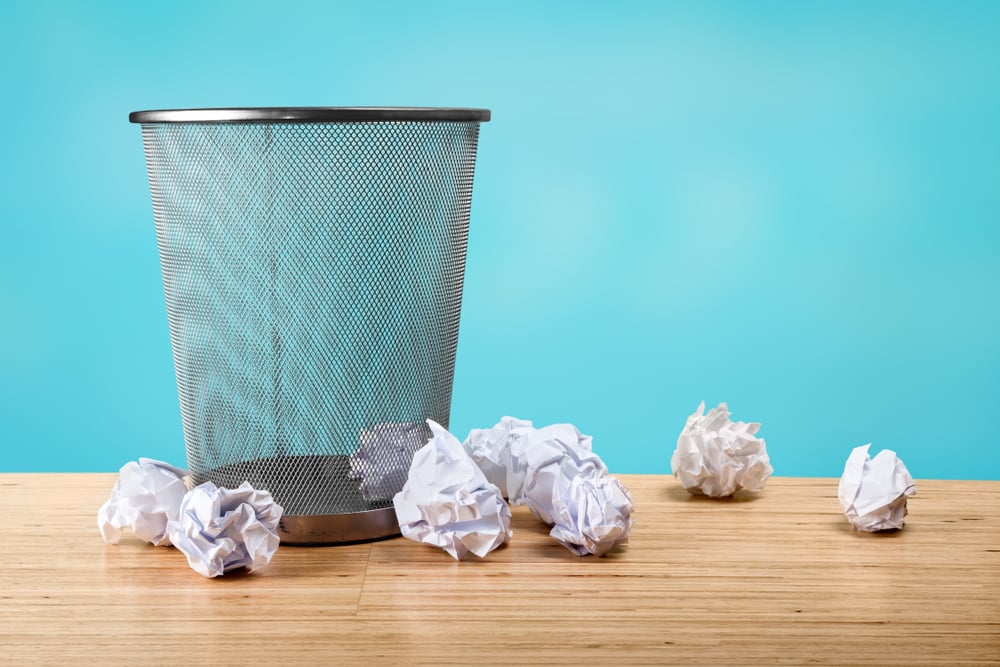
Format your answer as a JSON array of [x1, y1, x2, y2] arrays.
[[130, 107, 490, 544]]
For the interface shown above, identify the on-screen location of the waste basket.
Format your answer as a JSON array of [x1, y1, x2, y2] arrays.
[[130, 107, 490, 543]]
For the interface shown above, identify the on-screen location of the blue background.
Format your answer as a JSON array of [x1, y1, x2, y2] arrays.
[[1, 1, 998, 478]]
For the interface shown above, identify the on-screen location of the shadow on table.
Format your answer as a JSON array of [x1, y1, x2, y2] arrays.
[[663, 483, 763, 504]]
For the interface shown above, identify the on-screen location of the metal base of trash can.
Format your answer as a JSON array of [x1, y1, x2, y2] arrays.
[[204, 455, 402, 545], [276, 507, 401, 545]]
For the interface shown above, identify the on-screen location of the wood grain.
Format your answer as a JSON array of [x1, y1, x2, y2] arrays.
[[0, 474, 997, 666]]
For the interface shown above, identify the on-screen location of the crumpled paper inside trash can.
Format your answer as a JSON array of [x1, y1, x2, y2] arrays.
[[349, 422, 427, 501]]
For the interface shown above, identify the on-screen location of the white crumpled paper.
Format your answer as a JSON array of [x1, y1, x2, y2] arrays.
[[168, 481, 283, 578], [462, 416, 533, 497], [507, 423, 608, 525], [97, 458, 189, 546], [549, 470, 635, 556], [393, 420, 512, 560], [838, 444, 916, 532], [350, 422, 428, 501], [671, 401, 773, 497]]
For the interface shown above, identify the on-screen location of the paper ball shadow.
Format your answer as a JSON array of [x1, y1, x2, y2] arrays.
[[663, 482, 763, 504], [831, 519, 907, 537]]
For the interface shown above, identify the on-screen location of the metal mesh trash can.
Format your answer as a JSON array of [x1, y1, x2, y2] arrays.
[[130, 107, 490, 544]]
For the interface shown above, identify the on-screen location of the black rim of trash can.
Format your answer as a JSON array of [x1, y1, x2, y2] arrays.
[[129, 107, 491, 124]]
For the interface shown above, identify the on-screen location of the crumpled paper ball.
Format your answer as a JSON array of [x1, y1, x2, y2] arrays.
[[507, 423, 607, 525], [671, 401, 773, 497], [838, 444, 916, 532], [349, 422, 428, 501], [462, 416, 533, 497], [168, 481, 283, 578], [97, 458, 189, 546], [548, 468, 635, 556], [393, 420, 512, 560]]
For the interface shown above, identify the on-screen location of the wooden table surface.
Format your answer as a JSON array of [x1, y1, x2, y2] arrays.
[[0, 474, 997, 666]]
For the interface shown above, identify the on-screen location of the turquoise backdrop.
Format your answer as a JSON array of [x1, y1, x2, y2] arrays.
[[1, 1, 998, 478]]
